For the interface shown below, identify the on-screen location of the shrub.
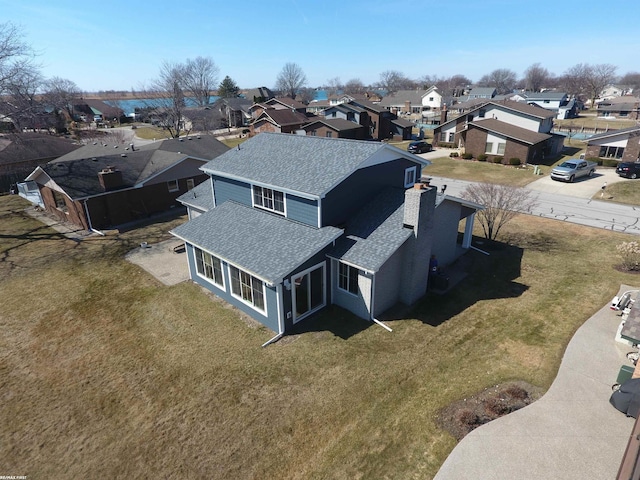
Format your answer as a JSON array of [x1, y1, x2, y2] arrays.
[[477, 154, 488, 162], [588, 157, 603, 166], [602, 159, 618, 168], [449, 152, 459, 158], [462, 153, 473, 160], [504, 385, 529, 401], [484, 397, 509, 416], [493, 156, 503, 164], [438, 142, 455, 149], [456, 409, 479, 427], [617, 241, 640, 271], [508, 157, 521, 166]]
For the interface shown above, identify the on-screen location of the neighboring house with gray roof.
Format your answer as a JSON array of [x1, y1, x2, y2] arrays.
[[584, 126, 640, 162], [0, 133, 81, 192], [171, 132, 482, 339], [596, 96, 640, 120], [434, 100, 564, 163], [379, 87, 443, 113], [20, 136, 229, 230], [301, 118, 367, 139]]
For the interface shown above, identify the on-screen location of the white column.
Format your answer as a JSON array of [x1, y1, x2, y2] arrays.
[[463, 213, 475, 249]]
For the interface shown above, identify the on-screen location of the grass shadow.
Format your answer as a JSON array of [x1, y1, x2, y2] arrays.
[[380, 238, 527, 327]]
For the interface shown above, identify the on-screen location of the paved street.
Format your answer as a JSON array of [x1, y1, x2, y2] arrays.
[[417, 150, 640, 235]]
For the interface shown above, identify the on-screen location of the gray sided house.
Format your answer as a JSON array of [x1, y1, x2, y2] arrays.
[[21, 136, 229, 230], [172, 133, 482, 337]]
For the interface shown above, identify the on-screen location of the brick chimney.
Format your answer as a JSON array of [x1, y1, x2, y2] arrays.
[[98, 166, 123, 191], [400, 184, 436, 305], [440, 103, 448, 124], [404, 100, 411, 113]]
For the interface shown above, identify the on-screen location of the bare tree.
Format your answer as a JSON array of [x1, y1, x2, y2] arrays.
[[344, 78, 365, 95], [182, 56, 219, 106], [275, 62, 307, 99], [42, 77, 81, 120], [379, 70, 415, 94], [619, 72, 640, 93], [3, 65, 43, 130], [140, 61, 189, 138], [523, 63, 550, 92], [560, 63, 617, 107], [460, 183, 537, 240], [584, 63, 617, 108], [558, 63, 589, 99], [477, 68, 518, 94], [0, 22, 35, 94], [325, 77, 342, 96]]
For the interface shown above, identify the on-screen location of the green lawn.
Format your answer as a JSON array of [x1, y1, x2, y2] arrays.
[[1, 192, 638, 478]]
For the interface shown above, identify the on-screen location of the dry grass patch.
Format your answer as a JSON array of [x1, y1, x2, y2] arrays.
[[1, 197, 640, 479], [595, 179, 640, 206]]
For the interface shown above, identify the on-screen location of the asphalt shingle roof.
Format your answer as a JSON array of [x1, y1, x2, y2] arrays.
[[328, 187, 412, 272], [303, 118, 364, 131], [0, 133, 80, 166], [171, 201, 343, 284], [176, 179, 214, 212], [470, 118, 551, 145], [201, 132, 422, 198], [37, 136, 229, 199]]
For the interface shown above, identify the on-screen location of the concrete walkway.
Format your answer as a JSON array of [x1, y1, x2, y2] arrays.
[[434, 285, 637, 480]]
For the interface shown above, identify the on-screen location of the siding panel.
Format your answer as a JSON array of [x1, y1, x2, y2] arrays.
[[287, 195, 318, 226], [213, 176, 252, 206]]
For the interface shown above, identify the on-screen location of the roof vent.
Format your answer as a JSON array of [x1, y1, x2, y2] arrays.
[[120, 153, 126, 157], [113, 145, 118, 148]]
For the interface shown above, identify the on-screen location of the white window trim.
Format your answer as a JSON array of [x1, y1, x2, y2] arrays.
[[229, 264, 267, 314], [167, 179, 179, 192], [186, 178, 195, 190], [291, 262, 326, 324], [252, 184, 286, 216], [404, 166, 417, 188], [193, 246, 225, 290], [484, 142, 493, 154], [337, 261, 359, 297]]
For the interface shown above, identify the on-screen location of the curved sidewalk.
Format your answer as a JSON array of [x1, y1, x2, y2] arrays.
[[435, 285, 637, 480]]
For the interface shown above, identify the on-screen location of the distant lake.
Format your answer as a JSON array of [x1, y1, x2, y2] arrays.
[[105, 90, 332, 116], [104, 96, 220, 116]]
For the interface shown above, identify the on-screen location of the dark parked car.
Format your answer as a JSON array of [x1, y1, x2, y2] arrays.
[[616, 162, 640, 179], [407, 141, 432, 154]]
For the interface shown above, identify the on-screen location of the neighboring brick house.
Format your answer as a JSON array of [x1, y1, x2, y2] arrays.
[[172, 133, 482, 338], [322, 99, 407, 141], [20, 136, 229, 230], [301, 118, 367, 139], [596, 96, 640, 120], [584, 126, 640, 162], [249, 109, 314, 134], [434, 100, 565, 164]]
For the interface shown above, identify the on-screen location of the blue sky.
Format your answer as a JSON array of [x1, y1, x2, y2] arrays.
[[3, 0, 639, 92]]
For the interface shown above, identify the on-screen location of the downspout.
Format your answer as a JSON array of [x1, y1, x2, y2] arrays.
[[369, 273, 393, 332], [83, 199, 105, 236], [262, 282, 285, 347]]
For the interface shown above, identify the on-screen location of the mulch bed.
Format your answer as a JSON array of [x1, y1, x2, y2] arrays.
[[436, 380, 544, 441]]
